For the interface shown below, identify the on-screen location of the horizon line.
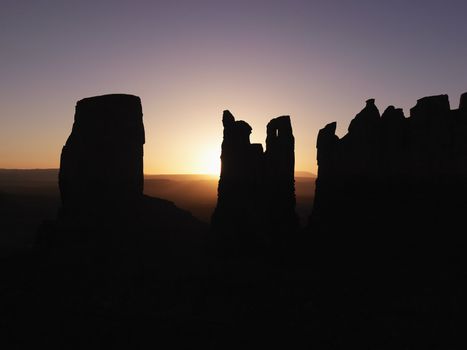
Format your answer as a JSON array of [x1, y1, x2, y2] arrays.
[[0, 168, 316, 176]]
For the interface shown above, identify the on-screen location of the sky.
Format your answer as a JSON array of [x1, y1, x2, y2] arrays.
[[1, 0, 466, 174]]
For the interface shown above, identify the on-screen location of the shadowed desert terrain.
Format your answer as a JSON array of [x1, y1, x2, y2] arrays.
[[0, 169, 314, 257]]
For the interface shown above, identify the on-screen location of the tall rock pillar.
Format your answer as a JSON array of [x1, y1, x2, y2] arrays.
[[59, 94, 145, 217], [264, 115, 298, 234]]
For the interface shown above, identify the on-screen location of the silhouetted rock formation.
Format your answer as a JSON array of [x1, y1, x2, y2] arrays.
[[305, 94, 467, 350], [59, 94, 144, 217], [211, 111, 298, 249], [309, 92, 467, 251], [13, 95, 208, 349], [38, 94, 205, 255], [5, 94, 465, 350], [264, 116, 297, 236]]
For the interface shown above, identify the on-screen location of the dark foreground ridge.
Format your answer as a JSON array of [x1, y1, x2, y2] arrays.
[[1, 92, 465, 349]]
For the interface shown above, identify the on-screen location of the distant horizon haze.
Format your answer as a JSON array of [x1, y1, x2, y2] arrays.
[[0, 168, 316, 178]]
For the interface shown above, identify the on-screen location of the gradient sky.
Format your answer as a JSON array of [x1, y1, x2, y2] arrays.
[[1, 0, 466, 174]]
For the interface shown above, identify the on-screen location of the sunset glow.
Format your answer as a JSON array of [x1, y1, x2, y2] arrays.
[[200, 149, 221, 176], [1, 2, 466, 344], [1, 1, 466, 174]]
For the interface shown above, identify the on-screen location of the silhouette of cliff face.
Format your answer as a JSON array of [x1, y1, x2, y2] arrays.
[[310, 93, 467, 246], [264, 116, 296, 234], [59, 94, 145, 217], [460, 92, 467, 112], [212, 111, 264, 237], [212, 111, 297, 245], [38, 93, 205, 256]]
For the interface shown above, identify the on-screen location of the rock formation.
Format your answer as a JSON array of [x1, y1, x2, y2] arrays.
[[38, 94, 205, 255], [264, 116, 297, 236], [59, 94, 145, 217], [212, 111, 264, 234], [309, 92, 467, 250], [211, 111, 298, 246]]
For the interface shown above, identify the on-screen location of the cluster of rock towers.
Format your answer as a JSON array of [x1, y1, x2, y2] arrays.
[[310, 92, 467, 244], [211, 110, 298, 240], [50, 91, 467, 252], [51, 96, 299, 256]]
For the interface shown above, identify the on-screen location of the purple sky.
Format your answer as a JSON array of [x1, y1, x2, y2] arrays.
[[1, 0, 466, 174]]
